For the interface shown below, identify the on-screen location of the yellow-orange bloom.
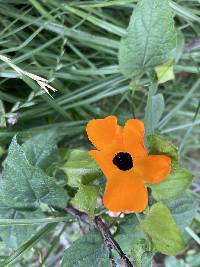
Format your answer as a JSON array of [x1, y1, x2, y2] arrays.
[[86, 116, 171, 213]]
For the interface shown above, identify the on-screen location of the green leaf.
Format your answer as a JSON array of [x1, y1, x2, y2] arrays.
[[115, 214, 145, 254], [132, 240, 154, 267], [147, 134, 179, 167], [151, 94, 165, 127], [0, 207, 43, 248], [62, 230, 110, 267], [62, 149, 101, 188], [174, 30, 185, 63], [2, 223, 57, 267], [71, 184, 99, 215], [0, 137, 68, 210], [146, 135, 194, 201], [149, 167, 194, 201], [166, 192, 198, 232], [155, 59, 174, 84], [145, 92, 165, 136], [22, 130, 58, 170], [119, 0, 177, 77], [139, 203, 186, 255]]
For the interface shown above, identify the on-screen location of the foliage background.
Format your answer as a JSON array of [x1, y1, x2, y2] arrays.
[[0, 0, 200, 266]]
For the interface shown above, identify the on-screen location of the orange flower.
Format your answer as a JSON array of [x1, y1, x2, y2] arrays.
[[86, 116, 171, 213]]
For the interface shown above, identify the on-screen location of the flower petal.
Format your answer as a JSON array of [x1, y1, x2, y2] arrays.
[[88, 150, 115, 178], [103, 171, 148, 212], [86, 116, 122, 151], [134, 155, 171, 183], [123, 119, 147, 156]]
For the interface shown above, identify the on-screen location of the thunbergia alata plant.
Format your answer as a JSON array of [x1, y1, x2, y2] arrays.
[[0, 0, 198, 266]]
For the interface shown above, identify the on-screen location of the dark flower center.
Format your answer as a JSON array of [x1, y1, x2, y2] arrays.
[[112, 152, 133, 171]]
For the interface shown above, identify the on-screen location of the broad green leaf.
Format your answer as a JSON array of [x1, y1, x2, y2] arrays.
[[132, 240, 154, 267], [0, 137, 68, 210], [62, 149, 101, 187], [155, 59, 174, 84], [166, 192, 198, 232], [115, 214, 145, 254], [22, 130, 58, 170], [62, 230, 110, 267], [0, 207, 43, 248], [147, 134, 179, 167], [145, 92, 165, 136], [139, 203, 186, 255], [119, 0, 177, 77], [71, 184, 99, 215], [0, 100, 6, 128], [149, 167, 194, 201]]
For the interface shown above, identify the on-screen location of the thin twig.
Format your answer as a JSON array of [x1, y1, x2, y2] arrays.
[[64, 207, 91, 225], [94, 216, 117, 267], [64, 207, 133, 267], [94, 216, 133, 267]]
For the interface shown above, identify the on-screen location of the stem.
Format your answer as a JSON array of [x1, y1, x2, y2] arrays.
[[64, 207, 134, 267]]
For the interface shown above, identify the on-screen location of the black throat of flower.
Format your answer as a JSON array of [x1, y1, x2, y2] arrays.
[[112, 152, 133, 171]]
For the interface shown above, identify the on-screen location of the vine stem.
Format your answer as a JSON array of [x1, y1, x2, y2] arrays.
[[64, 207, 134, 267]]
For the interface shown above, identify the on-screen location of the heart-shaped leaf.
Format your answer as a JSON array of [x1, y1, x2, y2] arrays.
[[0, 137, 68, 210], [71, 184, 99, 215], [119, 0, 177, 77], [149, 168, 194, 201], [139, 203, 186, 255]]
